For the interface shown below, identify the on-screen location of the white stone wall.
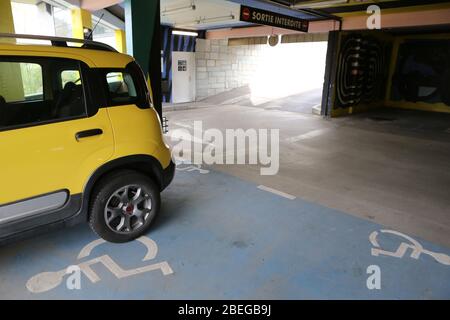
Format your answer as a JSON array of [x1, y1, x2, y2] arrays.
[[195, 39, 265, 101]]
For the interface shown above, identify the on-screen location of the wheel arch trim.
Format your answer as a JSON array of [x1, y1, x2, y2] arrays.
[[81, 155, 165, 219]]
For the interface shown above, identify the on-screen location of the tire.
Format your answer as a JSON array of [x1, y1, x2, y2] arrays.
[[89, 170, 161, 243]]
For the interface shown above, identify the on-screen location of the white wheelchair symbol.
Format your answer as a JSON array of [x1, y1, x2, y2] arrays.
[[26, 236, 173, 294], [175, 160, 210, 174], [370, 230, 450, 266]]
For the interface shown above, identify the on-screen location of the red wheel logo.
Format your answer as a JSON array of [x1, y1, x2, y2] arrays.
[[242, 8, 251, 21]]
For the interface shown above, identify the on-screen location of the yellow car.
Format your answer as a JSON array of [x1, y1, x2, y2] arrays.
[[0, 34, 174, 244]]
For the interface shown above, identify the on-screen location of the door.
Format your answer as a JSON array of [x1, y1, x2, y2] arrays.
[[172, 51, 196, 103], [0, 55, 114, 232]]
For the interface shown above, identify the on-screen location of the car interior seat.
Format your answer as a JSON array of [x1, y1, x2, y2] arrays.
[[54, 82, 84, 119]]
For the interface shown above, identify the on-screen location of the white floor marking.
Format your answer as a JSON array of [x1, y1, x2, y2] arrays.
[[286, 128, 330, 143], [175, 159, 210, 174], [26, 236, 173, 294], [168, 131, 205, 145], [264, 105, 282, 109], [370, 230, 450, 266], [172, 122, 193, 129], [220, 94, 251, 105], [77, 238, 106, 259], [76, 256, 173, 283], [257, 185, 296, 200]]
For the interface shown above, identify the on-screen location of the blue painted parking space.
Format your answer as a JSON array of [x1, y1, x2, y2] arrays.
[[0, 166, 449, 299]]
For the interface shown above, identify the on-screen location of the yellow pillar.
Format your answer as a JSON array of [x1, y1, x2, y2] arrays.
[[115, 29, 127, 53], [0, 0, 24, 102], [0, 0, 15, 34], [385, 38, 401, 105], [71, 8, 92, 40]]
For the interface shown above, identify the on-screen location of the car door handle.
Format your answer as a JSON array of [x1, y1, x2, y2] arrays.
[[75, 129, 103, 141]]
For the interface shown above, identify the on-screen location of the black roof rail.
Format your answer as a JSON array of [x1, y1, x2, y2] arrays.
[[0, 33, 118, 52]]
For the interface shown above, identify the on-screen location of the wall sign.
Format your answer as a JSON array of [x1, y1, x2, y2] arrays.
[[178, 60, 187, 72], [240, 5, 309, 33]]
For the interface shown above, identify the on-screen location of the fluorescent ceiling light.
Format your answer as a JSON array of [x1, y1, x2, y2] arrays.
[[176, 14, 236, 27], [161, 3, 196, 16], [172, 30, 199, 37], [199, 14, 236, 24], [291, 0, 348, 9]]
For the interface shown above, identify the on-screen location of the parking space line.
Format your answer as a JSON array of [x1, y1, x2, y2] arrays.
[[257, 185, 296, 200], [172, 122, 193, 129]]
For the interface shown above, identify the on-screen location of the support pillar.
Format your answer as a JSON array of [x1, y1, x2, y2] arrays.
[[71, 8, 92, 40], [115, 29, 127, 54], [124, 0, 162, 118], [0, 0, 15, 34]]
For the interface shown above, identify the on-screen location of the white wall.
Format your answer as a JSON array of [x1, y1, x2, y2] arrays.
[[195, 38, 328, 102]]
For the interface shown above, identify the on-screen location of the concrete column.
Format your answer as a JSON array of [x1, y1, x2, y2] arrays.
[[124, 0, 162, 118], [115, 29, 127, 54], [71, 8, 92, 40]]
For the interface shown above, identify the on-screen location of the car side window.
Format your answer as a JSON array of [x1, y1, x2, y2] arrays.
[[61, 70, 81, 88], [0, 58, 87, 131], [106, 71, 138, 105], [0, 62, 43, 103]]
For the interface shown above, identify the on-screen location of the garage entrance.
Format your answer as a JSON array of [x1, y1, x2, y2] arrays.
[[160, 0, 331, 116], [191, 35, 328, 115]]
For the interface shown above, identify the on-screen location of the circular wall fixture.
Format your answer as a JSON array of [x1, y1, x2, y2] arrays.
[[268, 35, 279, 47]]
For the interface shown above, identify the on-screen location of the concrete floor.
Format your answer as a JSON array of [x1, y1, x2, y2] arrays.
[[163, 86, 323, 115], [1, 94, 449, 299], [1, 168, 449, 299], [238, 88, 323, 114], [166, 103, 450, 248]]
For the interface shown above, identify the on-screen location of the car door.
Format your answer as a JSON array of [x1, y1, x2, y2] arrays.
[[0, 54, 114, 236]]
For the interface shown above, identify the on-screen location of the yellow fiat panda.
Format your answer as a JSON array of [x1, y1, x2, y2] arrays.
[[0, 34, 175, 244]]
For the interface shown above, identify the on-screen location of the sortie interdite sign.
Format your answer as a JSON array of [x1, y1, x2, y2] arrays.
[[240, 5, 309, 33]]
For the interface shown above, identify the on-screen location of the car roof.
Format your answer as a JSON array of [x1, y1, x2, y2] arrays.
[[0, 41, 135, 69]]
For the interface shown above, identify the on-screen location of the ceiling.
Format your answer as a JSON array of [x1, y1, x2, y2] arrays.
[[80, 0, 450, 31], [159, 0, 334, 30], [266, 0, 450, 15], [148, 0, 450, 31], [160, 0, 249, 30]]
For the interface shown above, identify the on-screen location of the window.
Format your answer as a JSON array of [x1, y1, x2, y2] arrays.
[[53, 7, 72, 38], [61, 70, 81, 88], [0, 62, 43, 103], [106, 71, 138, 105], [0, 58, 86, 130], [93, 22, 117, 51], [102, 63, 151, 109]]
